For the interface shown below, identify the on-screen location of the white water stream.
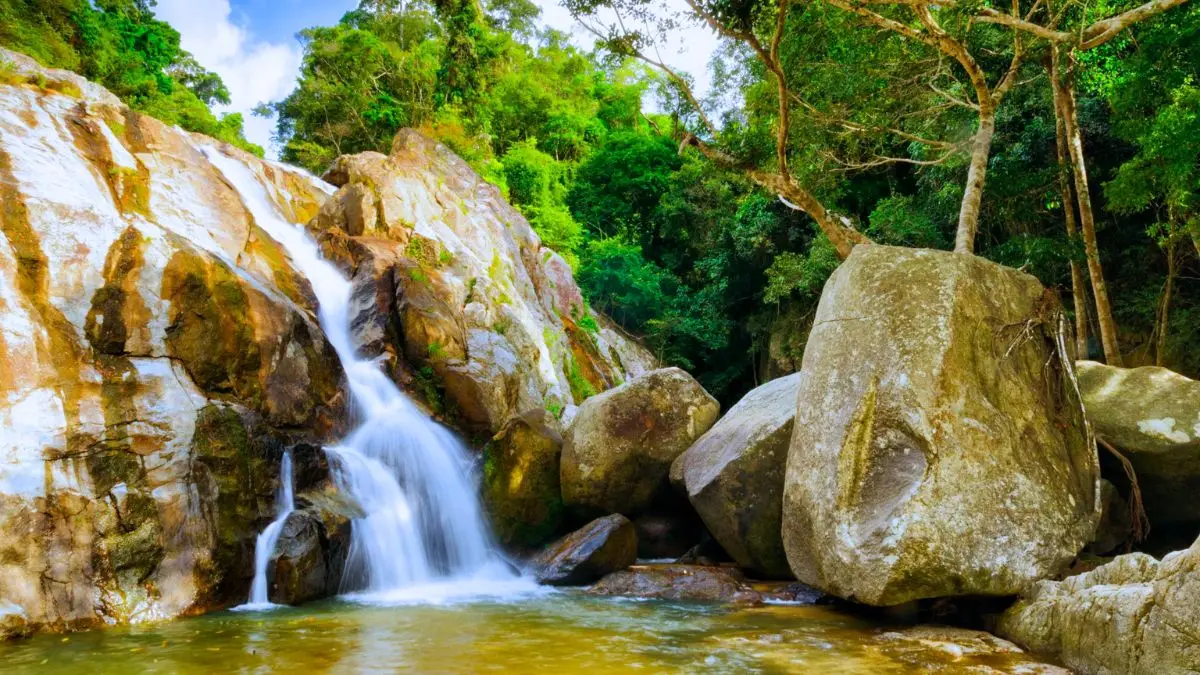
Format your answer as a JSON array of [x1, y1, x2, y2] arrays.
[[202, 148, 529, 607], [244, 452, 294, 609]]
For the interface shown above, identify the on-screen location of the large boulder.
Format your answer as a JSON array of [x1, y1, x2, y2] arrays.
[[481, 410, 565, 549], [310, 130, 656, 432], [782, 246, 1101, 606], [998, 537, 1200, 674], [527, 514, 637, 586], [1076, 360, 1200, 526], [673, 373, 800, 578], [561, 368, 720, 517], [0, 49, 344, 633]]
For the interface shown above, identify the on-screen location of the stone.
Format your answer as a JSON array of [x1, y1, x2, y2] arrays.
[[674, 373, 800, 579], [528, 514, 637, 586], [0, 48, 344, 633], [587, 564, 762, 604], [998, 536, 1200, 674], [561, 368, 720, 517], [0, 603, 30, 641], [268, 509, 352, 606], [874, 627, 1070, 674], [481, 410, 565, 549], [1077, 360, 1200, 526], [782, 246, 1101, 606], [311, 129, 655, 432]]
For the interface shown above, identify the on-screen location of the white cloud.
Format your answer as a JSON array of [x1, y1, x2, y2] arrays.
[[533, 0, 721, 101], [154, 0, 301, 157]]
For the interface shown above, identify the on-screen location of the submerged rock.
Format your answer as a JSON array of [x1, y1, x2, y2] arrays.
[[561, 368, 720, 517], [587, 564, 761, 604], [674, 373, 800, 579], [481, 410, 565, 549], [998, 536, 1200, 674], [1076, 360, 1200, 526], [528, 514, 637, 586], [782, 246, 1100, 606], [873, 627, 1070, 674]]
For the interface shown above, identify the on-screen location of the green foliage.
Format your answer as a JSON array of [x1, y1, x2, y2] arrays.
[[0, 0, 260, 155]]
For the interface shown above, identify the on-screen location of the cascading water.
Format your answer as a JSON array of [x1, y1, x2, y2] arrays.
[[242, 452, 295, 609], [202, 148, 529, 606]]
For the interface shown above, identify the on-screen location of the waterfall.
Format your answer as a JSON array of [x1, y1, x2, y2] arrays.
[[202, 148, 525, 607], [243, 452, 295, 609]]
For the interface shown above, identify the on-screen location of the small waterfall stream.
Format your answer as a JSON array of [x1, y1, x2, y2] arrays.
[[202, 148, 524, 607], [245, 452, 294, 609]]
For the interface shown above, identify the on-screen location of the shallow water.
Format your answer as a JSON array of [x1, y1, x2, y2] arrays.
[[2, 594, 1057, 673]]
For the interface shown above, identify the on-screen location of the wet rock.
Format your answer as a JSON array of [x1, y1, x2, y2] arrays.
[[311, 130, 655, 432], [998, 536, 1200, 674], [674, 373, 799, 579], [0, 603, 30, 641], [481, 410, 565, 548], [528, 514, 637, 586], [783, 246, 1100, 606], [1077, 360, 1200, 526], [753, 581, 825, 605], [587, 564, 761, 604], [677, 532, 734, 567], [632, 514, 703, 560], [561, 368, 720, 517]]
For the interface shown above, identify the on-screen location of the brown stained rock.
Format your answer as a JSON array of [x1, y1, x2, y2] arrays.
[[561, 368, 720, 517], [310, 129, 657, 435], [587, 564, 762, 604], [783, 246, 1100, 606], [0, 49, 346, 634], [481, 410, 566, 548], [674, 373, 800, 579], [268, 509, 352, 606], [528, 514, 637, 586]]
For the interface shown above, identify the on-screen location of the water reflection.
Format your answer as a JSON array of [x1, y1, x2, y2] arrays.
[[1, 595, 1059, 674]]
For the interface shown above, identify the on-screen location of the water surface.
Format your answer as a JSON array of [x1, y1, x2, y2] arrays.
[[2, 594, 1058, 673]]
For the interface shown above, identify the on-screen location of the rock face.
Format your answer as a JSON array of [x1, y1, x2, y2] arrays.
[[0, 49, 345, 632], [0, 50, 651, 635], [481, 410, 565, 549], [561, 368, 720, 517], [998, 537, 1200, 674], [782, 246, 1101, 606], [674, 373, 800, 579], [310, 131, 655, 433], [1076, 360, 1200, 526], [528, 514, 637, 586]]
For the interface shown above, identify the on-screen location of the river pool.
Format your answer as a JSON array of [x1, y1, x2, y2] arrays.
[[1, 591, 1061, 673]]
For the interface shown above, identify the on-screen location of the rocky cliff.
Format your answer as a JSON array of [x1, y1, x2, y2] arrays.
[[0, 48, 650, 634]]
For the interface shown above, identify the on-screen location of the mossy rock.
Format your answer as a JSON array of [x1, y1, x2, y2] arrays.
[[482, 410, 565, 549]]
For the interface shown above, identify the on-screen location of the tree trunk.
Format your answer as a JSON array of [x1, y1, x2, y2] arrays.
[[1052, 49, 1123, 366], [1156, 240, 1177, 367], [1052, 80, 1090, 358], [954, 107, 996, 254], [749, 169, 869, 260]]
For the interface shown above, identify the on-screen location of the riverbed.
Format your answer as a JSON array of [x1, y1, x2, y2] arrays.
[[1, 592, 1061, 673]]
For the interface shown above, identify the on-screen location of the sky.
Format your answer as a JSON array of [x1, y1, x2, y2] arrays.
[[153, 0, 720, 159]]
